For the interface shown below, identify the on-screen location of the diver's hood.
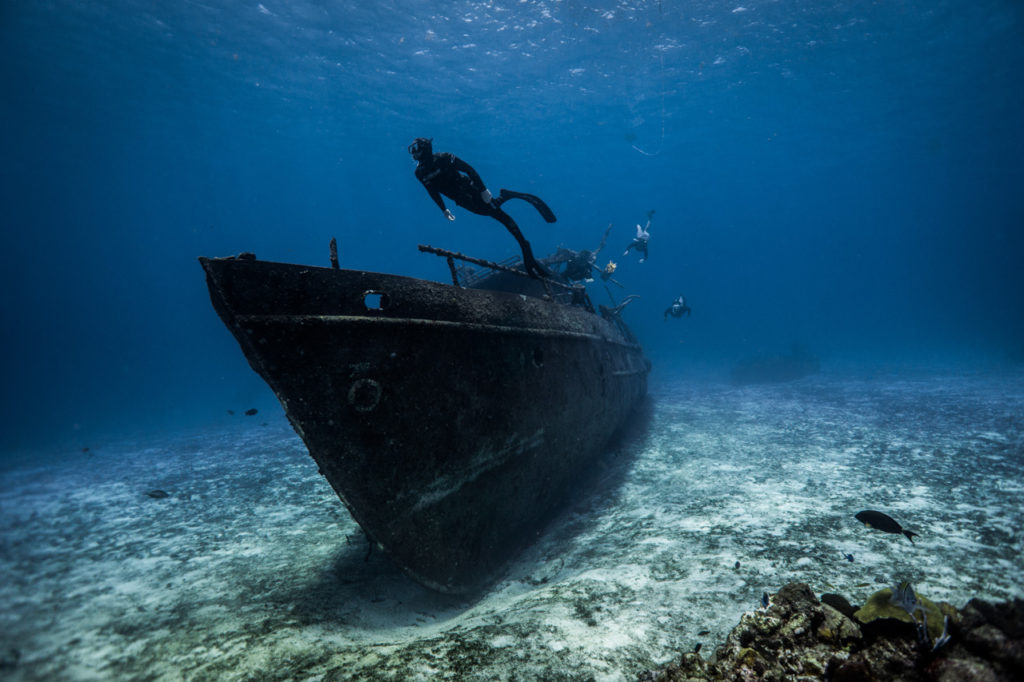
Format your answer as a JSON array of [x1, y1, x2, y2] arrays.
[[408, 137, 433, 160]]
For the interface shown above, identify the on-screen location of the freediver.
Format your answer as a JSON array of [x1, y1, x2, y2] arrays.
[[561, 223, 613, 282], [409, 137, 557, 278], [664, 295, 691, 321], [623, 209, 654, 263]]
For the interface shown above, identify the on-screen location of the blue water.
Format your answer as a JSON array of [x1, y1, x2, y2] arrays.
[[2, 1, 1023, 454]]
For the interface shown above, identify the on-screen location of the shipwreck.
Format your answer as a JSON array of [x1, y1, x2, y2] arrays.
[[199, 244, 650, 594]]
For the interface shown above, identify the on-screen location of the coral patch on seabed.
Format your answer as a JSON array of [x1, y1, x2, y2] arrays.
[[0, 370, 1022, 680], [638, 582, 1024, 681]]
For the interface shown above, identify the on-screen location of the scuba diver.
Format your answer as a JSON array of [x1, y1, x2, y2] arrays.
[[409, 137, 557, 278], [561, 223, 613, 282], [664, 295, 692, 321], [561, 249, 596, 282], [623, 209, 654, 262]]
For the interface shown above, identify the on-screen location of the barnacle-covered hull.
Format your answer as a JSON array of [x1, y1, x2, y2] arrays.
[[199, 255, 649, 594]]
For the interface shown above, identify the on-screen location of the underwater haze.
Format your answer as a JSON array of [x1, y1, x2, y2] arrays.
[[2, 1, 1024, 680], [1, 0, 1022, 453]]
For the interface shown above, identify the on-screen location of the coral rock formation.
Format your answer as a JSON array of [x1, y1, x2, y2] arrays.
[[638, 582, 1024, 682]]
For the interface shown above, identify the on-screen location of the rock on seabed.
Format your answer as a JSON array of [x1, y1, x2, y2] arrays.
[[638, 582, 1024, 682]]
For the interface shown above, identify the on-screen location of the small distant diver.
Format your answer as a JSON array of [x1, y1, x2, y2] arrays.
[[855, 509, 919, 543], [409, 137, 556, 278], [623, 209, 654, 262], [561, 249, 596, 283], [664, 295, 692, 321], [561, 223, 613, 282]]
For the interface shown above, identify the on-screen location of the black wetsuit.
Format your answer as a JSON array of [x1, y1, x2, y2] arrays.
[[562, 249, 595, 282], [624, 237, 649, 261], [413, 150, 555, 278]]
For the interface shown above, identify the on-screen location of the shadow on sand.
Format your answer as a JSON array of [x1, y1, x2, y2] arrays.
[[286, 396, 656, 626]]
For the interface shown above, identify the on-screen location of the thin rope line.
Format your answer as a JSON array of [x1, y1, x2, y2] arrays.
[[631, 51, 666, 157]]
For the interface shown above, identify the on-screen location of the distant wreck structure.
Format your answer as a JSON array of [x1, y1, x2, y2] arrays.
[[730, 344, 820, 386], [199, 244, 649, 594]]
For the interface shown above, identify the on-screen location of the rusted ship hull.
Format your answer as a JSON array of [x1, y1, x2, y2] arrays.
[[200, 255, 649, 594]]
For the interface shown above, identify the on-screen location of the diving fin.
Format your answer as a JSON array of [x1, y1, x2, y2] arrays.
[[498, 189, 557, 223]]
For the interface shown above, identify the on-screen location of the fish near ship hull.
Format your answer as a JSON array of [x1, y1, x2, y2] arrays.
[[199, 255, 649, 594]]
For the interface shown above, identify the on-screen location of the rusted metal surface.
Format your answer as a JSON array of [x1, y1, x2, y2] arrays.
[[199, 255, 650, 594]]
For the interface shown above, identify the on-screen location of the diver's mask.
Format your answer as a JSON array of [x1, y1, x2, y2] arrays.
[[408, 137, 433, 160]]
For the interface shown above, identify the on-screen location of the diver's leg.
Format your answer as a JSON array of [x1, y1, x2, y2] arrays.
[[495, 189, 557, 223], [494, 210, 550, 278]]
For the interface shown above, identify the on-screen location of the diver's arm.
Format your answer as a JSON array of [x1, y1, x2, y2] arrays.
[[450, 155, 487, 190], [425, 187, 448, 214], [425, 186, 454, 219]]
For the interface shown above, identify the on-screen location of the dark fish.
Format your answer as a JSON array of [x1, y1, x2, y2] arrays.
[[693, 642, 702, 654], [146, 489, 169, 499], [244, 408, 258, 416], [227, 409, 235, 415], [697, 630, 710, 636], [81, 447, 90, 453], [761, 592, 769, 607], [843, 553, 855, 562], [820, 593, 855, 619], [855, 510, 918, 543], [734, 561, 740, 570]]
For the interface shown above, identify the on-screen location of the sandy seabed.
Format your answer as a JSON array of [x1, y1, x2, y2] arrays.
[[2, 369, 1022, 681]]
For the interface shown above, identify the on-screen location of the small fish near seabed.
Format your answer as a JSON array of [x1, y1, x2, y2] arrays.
[[855, 510, 919, 543]]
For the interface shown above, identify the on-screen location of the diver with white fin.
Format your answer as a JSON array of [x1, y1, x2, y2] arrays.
[[409, 137, 556, 278], [623, 209, 654, 263]]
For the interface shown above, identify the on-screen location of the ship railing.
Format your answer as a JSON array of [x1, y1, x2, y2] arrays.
[[418, 244, 595, 313]]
